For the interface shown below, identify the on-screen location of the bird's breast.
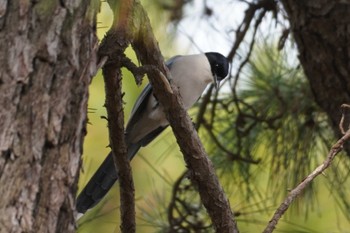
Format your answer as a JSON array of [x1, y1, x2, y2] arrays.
[[169, 54, 213, 109], [174, 73, 212, 109]]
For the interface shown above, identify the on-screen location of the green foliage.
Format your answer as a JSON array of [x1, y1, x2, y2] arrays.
[[135, 41, 350, 232], [239, 43, 331, 196], [202, 42, 333, 206]]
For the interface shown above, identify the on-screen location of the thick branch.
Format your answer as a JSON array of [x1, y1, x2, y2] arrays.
[[128, 1, 238, 232]]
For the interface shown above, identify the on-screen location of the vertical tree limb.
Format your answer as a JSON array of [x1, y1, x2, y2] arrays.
[[98, 1, 136, 232], [101, 53, 136, 232]]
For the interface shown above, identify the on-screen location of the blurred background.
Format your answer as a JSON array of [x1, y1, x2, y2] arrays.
[[77, 1, 350, 232]]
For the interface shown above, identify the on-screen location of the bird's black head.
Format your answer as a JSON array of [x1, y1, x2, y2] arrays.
[[204, 52, 229, 88]]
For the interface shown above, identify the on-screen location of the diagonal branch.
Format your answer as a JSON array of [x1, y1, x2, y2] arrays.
[[263, 105, 350, 233], [128, 1, 239, 232]]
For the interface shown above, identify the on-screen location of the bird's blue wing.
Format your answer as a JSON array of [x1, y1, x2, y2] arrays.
[[126, 83, 153, 136], [165, 55, 181, 69]]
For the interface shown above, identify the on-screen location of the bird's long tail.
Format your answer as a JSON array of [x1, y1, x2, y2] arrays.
[[76, 143, 140, 214]]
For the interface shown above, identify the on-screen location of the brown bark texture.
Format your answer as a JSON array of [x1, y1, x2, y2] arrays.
[[280, 1, 350, 149], [100, 31, 136, 232], [0, 1, 98, 233], [129, 2, 238, 232]]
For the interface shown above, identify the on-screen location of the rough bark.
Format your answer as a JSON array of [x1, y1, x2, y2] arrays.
[[280, 0, 350, 151], [99, 32, 136, 232], [129, 2, 238, 232], [0, 1, 98, 232]]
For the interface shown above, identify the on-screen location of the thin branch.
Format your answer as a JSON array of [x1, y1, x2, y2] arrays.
[[263, 105, 350, 233], [167, 171, 189, 231], [231, 8, 266, 113], [227, 0, 276, 61], [202, 120, 260, 164]]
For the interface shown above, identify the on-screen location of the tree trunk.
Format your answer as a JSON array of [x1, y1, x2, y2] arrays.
[[280, 1, 350, 150], [0, 1, 98, 232]]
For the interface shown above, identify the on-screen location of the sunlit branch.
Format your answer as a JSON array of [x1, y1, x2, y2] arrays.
[[263, 105, 350, 233]]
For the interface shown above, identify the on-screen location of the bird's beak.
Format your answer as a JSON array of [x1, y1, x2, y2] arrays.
[[214, 74, 220, 90]]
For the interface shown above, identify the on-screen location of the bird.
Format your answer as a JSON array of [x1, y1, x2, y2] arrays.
[[76, 52, 230, 214]]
